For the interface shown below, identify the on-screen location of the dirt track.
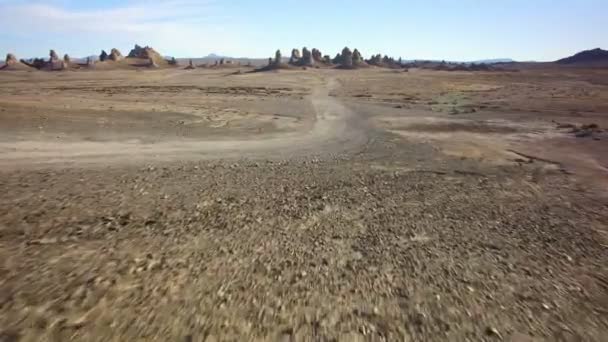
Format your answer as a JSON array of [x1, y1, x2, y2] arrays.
[[0, 68, 607, 341], [0, 76, 370, 168]]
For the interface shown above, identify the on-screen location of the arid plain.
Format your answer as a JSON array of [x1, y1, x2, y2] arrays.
[[1, 63, 607, 341]]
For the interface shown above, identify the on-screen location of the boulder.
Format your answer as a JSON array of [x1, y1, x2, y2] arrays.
[[99, 50, 109, 62]]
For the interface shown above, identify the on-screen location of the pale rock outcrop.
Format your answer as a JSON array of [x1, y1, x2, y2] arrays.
[[49, 50, 59, 62], [109, 48, 123, 61], [353, 49, 363, 65], [312, 48, 323, 63], [301, 47, 314, 66], [289, 48, 301, 65], [341, 47, 353, 68], [5, 53, 18, 65]]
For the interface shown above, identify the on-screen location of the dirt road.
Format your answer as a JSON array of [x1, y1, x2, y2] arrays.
[[0, 68, 607, 341], [0, 76, 370, 168]]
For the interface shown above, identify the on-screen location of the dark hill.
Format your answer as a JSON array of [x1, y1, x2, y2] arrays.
[[557, 48, 608, 64]]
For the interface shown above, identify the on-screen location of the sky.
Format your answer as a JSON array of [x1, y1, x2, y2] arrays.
[[0, 0, 606, 61]]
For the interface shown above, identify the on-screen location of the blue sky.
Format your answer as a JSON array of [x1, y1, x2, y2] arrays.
[[0, 0, 606, 61]]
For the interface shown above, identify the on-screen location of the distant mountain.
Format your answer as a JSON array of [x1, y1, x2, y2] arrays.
[[205, 53, 227, 59], [557, 48, 608, 64], [470, 58, 514, 64]]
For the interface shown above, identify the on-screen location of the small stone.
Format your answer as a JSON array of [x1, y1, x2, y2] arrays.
[[485, 326, 502, 339]]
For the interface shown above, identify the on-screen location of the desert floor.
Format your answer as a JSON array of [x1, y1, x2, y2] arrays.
[[0, 67, 607, 341]]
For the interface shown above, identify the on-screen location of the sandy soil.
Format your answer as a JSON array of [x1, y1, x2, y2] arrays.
[[0, 66, 607, 341]]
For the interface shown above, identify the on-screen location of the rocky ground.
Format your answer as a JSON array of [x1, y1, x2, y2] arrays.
[[0, 67, 607, 341]]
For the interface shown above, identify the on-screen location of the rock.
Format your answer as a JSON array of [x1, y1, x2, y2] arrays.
[[322, 55, 332, 64], [127, 44, 144, 57], [128, 44, 163, 64], [353, 49, 364, 65], [21, 57, 46, 69], [99, 50, 109, 62], [63, 54, 71, 65], [109, 48, 123, 61], [5, 53, 18, 65], [149, 58, 159, 68], [49, 49, 59, 62], [368, 54, 382, 66], [274, 50, 282, 66], [301, 47, 314, 66], [332, 53, 342, 64], [168, 57, 178, 65], [341, 47, 353, 68], [185, 59, 195, 69], [485, 326, 502, 339], [312, 48, 323, 62], [289, 48, 301, 65]]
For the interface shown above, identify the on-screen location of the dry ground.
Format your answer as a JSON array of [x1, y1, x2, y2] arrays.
[[0, 66, 607, 341]]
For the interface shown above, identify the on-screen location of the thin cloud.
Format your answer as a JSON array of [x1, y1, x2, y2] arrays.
[[0, 1, 221, 34], [0, 0, 254, 57]]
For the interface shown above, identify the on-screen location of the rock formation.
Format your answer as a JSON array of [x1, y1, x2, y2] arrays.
[[341, 47, 353, 68], [99, 50, 109, 62], [301, 47, 314, 66], [367, 54, 400, 68], [148, 58, 159, 68], [185, 59, 195, 69], [63, 54, 71, 65], [109, 48, 123, 61], [5, 53, 18, 65], [49, 50, 59, 62], [128, 44, 162, 63], [312, 49, 323, 63], [1, 53, 30, 70], [289, 49, 301, 65], [128, 44, 144, 57], [268, 57, 272, 66], [20, 58, 46, 69], [274, 50, 282, 66], [353, 49, 363, 65], [322, 55, 332, 64], [332, 53, 342, 64]]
